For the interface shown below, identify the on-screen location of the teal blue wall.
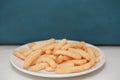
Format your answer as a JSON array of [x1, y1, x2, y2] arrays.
[[0, 0, 120, 44]]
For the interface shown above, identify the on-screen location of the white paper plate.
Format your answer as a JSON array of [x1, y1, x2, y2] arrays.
[[10, 40, 105, 78]]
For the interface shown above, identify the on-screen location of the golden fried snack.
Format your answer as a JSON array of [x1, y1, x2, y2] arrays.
[[62, 41, 86, 50], [40, 54, 56, 60], [63, 55, 72, 61], [65, 59, 87, 66], [21, 49, 32, 57], [36, 57, 57, 68], [55, 61, 92, 74], [55, 66, 79, 74], [45, 66, 55, 72], [13, 50, 26, 60], [45, 49, 52, 55], [31, 38, 56, 50], [19, 48, 29, 54], [95, 57, 100, 63], [23, 50, 42, 69], [87, 48, 96, 66], [28, 42, 36, 49], [42, 43, 57, 51], [57, 62, 74, 68], [56, 55, 64, 64], [68, 48, 90, 60], [55, 39, 67, 50], [54, 50, 81, 59], [13, 38, 101, 74], [88, 47, 100, 57], [87, 47, 100, 64], [31, 63, 48, 72]]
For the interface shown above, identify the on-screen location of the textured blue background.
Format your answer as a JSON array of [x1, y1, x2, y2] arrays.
[[0, 0, 120, 44]]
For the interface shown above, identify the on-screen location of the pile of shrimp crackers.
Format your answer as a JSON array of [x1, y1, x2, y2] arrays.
[[13, 38, 100, 74]]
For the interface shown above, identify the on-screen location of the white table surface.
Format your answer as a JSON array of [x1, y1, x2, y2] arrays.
[[0, 45, 120, 80]]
